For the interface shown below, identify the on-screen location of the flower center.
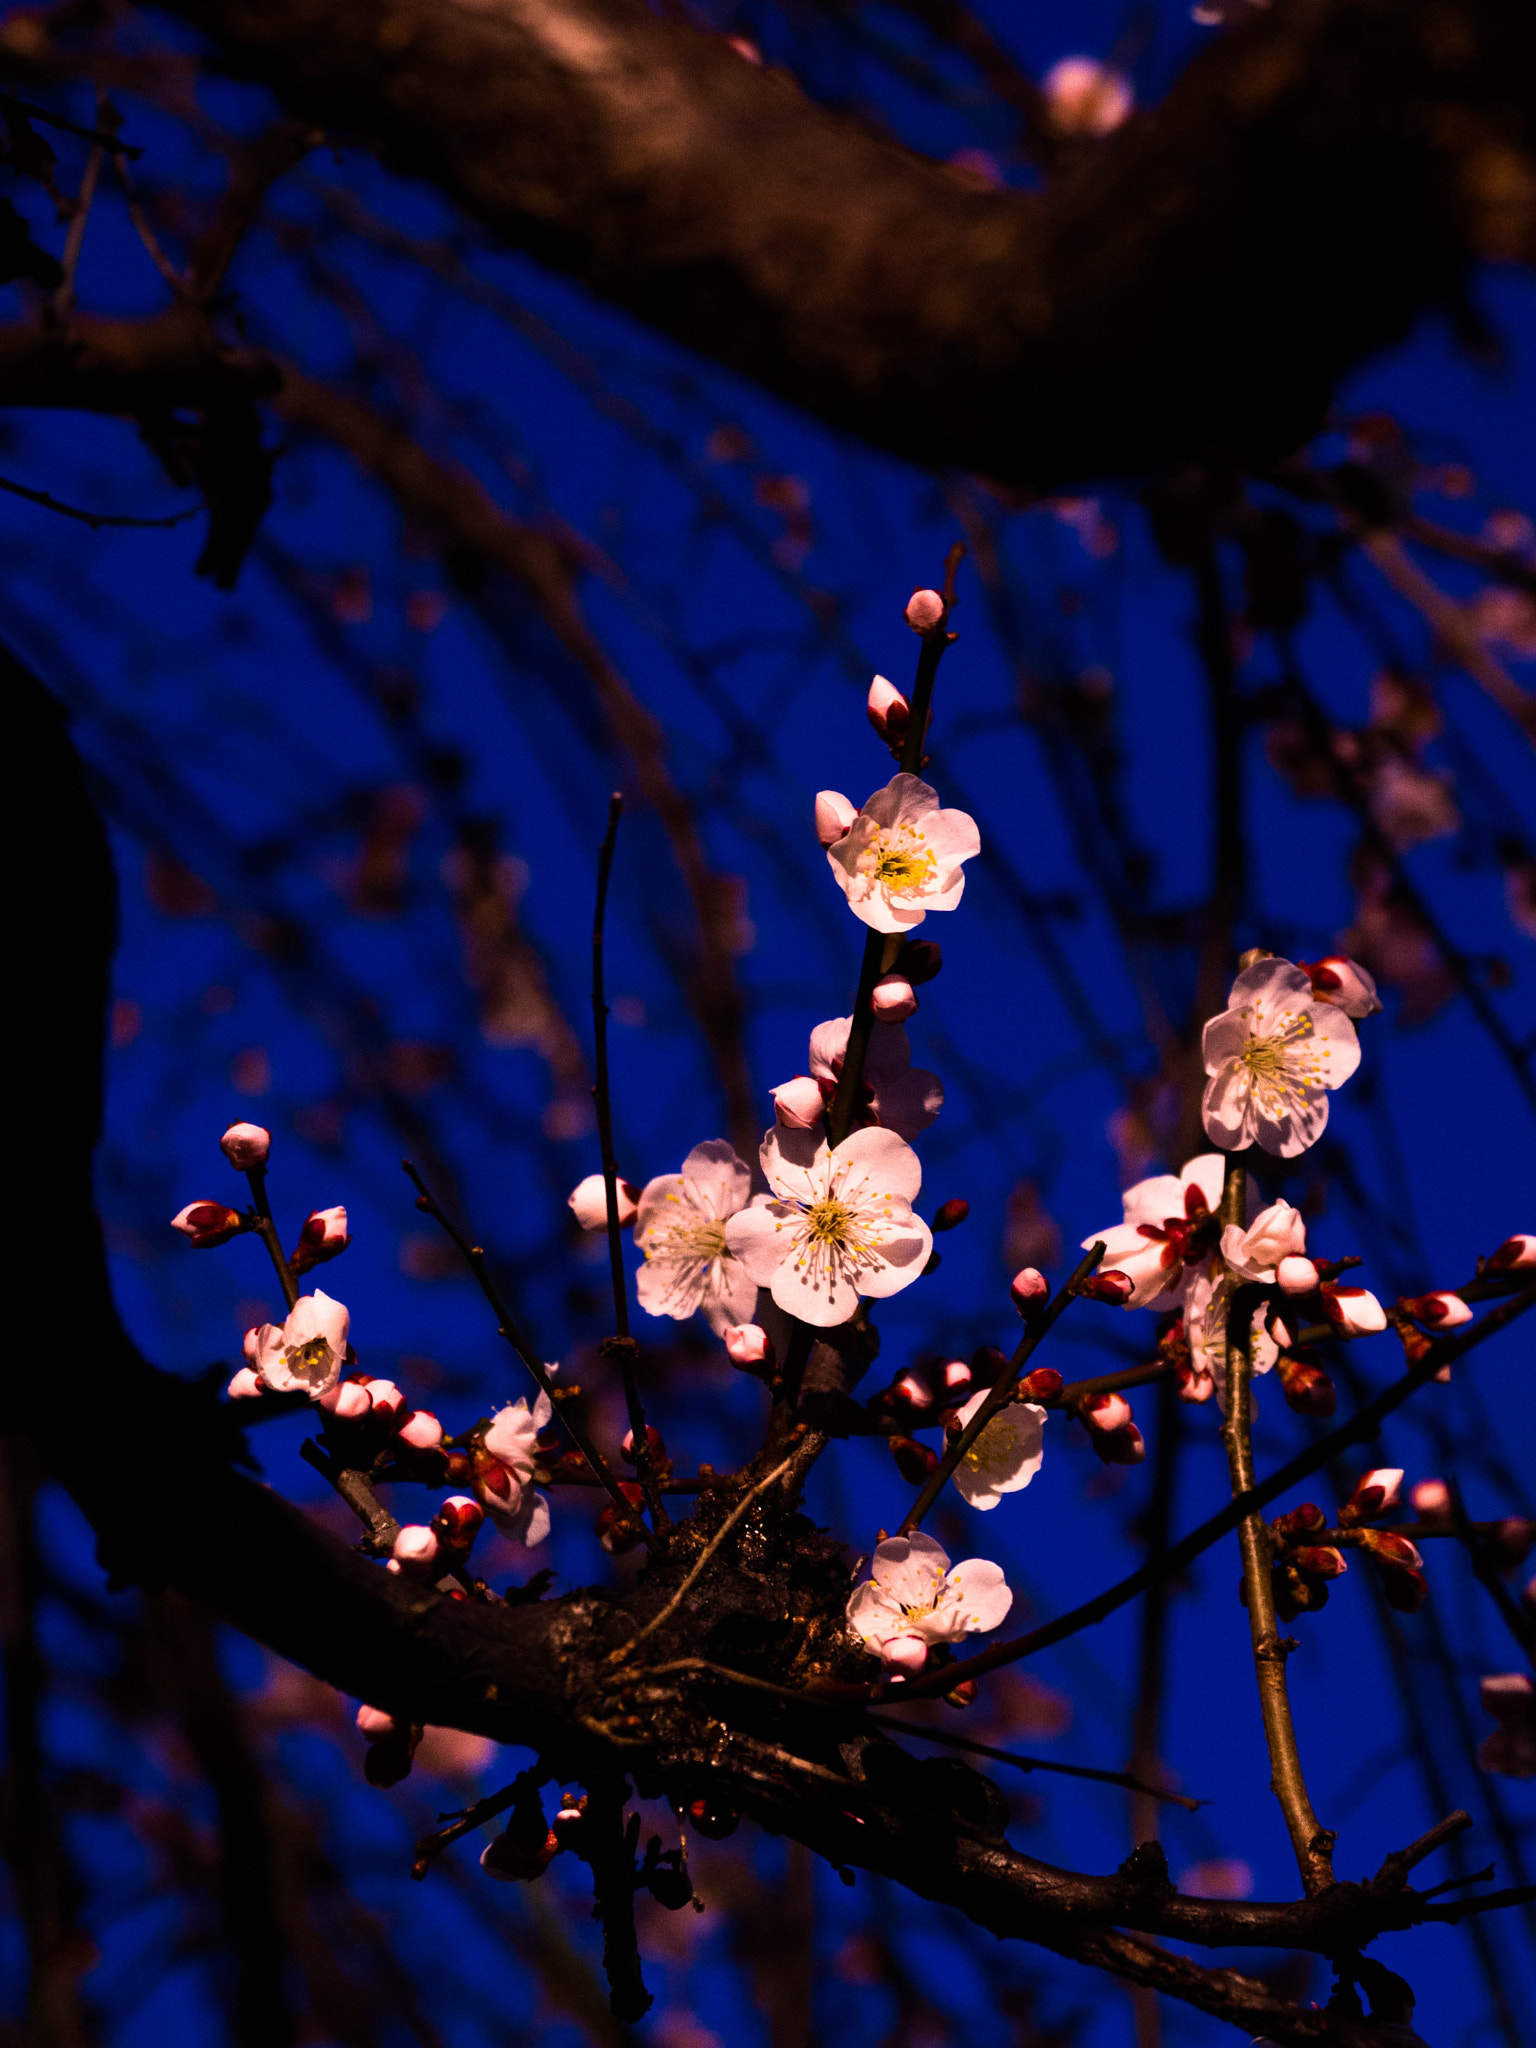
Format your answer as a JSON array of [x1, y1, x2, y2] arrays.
[[284, 1335, 334, 1382], [649, 1219, 729, 1262], [863, 826, 936, 898], [805, 1198, 853, 1246]]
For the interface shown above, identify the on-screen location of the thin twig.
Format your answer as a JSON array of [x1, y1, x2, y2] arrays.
[[867, 1714, 1205, 1809], [412, 1768, 543, 1879], [591, 792, 631, 1344], [245, 1166, 299, 1311], [1373, 1810, 1472, 1891], [51, 140, 103, 318], [0, 471, 200, 531], [1448, 1481, 1536, 1670], [899, 1239, 1104, 1533], [0, 93, 143, 157], [400, 1160, 656, 1551]]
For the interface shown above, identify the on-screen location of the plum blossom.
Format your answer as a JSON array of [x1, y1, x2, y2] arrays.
[[808, 1016, 941, 1142], [825, 774, 980, 934], [569, 1173, 639, 1232], [1478, 1674, 1536, 1778], [478, 1390, 552, 1546], [1299, 956, 1382, 1019], [1320, 1284, 1388, 1337], [1181, 1265, 1281, 1398], [1221, 1199, 1307, 1283], [633, 1141, 757, 1334], [1202, 958, 1361, 1157], [950, 1391, 1047, 1509], [246, 1290, 349, 1398], [725, 1126, 932, 1328], [171, 1201, 243, 1249], [220, 1121, 271, 1171], [1081, 1154, 1227, 1310], [1489, 1234, 1535, 1272], [814, 791, 857, 848], [905, 588, 945, 633], [846, 1532, 1012, 1673]]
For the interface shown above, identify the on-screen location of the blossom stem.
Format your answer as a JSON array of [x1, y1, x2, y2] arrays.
[[1217, 1155, 1335, 1896], [399, 1159, 657, 1553], [244, 1167, 298, 1311], [867, 1714, 1204, 1810], [899, 1240, 1105, 1533], [589, 792, 665, 1527]]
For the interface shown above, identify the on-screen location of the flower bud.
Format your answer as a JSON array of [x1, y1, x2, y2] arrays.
[[435, 1495, 485, 1550], [319, 1378, 372, 1421], [814, 790, 858, 848], [932, 1199, 969, 1234], [905, 588, 945, 633], [944, 1677, 978, 1708], [397, 1408, 445, 1450], [1489, 1517, 1536, 1569], [596, 1485, 646, 1554], [220, 1122, 271, 1171], [1405, 1290, 1472, 1328], [171, 1201, 243, 1249], [1293, 1545, 1348, 1580], [291, 1204, 350, 1274], [1010, 1266, 1050, 1313], [940, 1358, 972, 1396], [1488, 1233, 1536, 1273], [1091, 1422, 1146, 1467], [1301, 956, 1382, 1018], [1319, 1284, 1387, 1337], [1175, 1363, 1216, 1404], [772, 1075, 825, 1129], [1342, 1468, 1404, 1524], [723, 1323, 775, 1374], [365, 1378, 405, 1425], [880, 1633, 929, 1676], [391, 1524, 441, 1575], [1378, 1565, 1429, 1614], [888, 1369, 932, 1414], [622, 1425, 667, 1465], [896, 938, 943, 985], [871, 974, 918, 1023], [1360, 1528, 1423, 1570], [1042, 55, 1133, 137], [568, 1173, 639, 1232], [866, 674, 910, 743], [1079, 1269, 1134, 1305], [1272, 1502, 1327, 1540], [1276, 1255, 1319, 1296], [1019, 1366, 1062, 1401], [1275, 1351, 1336, 1417], [1082, 1391, 1132, 1433], [356, 1704, 402, 1743], [226, 1366, 264, 1401], [364, 1735, 419, 1787], [888, 1435, 938, 1485], [1410, 1478, 1452, 1520]]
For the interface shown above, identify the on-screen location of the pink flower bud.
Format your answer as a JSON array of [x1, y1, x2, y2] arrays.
[[866, 674, 910, 743], [319, 1379, 372, 1421], [1042, 55, 1133, 137], [291, 1204, 349, 1275], [1411, 1478, 1452, 1519], [397, 1408, 444, 1450], [1082, 1391, 1133, 1434], [1092, 1422, 1146, 1467], [880, 1633, 929, 1675], [1488, 1233, 1536, 1272], [772, 1075, 825, 1129], [1079, 1269, 1135, 1305], [871, 974, 918, 1024], [890, 1370, 930, 1413], [814, 790, 858, 848], [723, 1323, 775, 1373], [567, 1173, 639, 1232], [1276, 1255, 1319, 1296], [391, 1524, 440, 1574], [171, 1201, 243, 1249], [940, 1358, 972, 1396], [365, 1378, 405, 1424], [220, 1122, 271, 1171], [356, 1704, 400, 1743], [1343, 1467, 1403, 1523], [226, 1366, 264, 1400], [1319, 1284, 1387, 1337], [1302, 956, 1382, 1019], [905, 588, 946, 633], [621, 1425, 666, 1465], [1010, 1267, 1050, 1312], [1405, 1290, 1472, 1328]]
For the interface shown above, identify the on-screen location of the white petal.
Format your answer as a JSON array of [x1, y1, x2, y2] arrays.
[[847, 1579, 903, 1649], [723, 1200, 796, 1285], [760, 1124, 827, 1205], [1179, 1155, 1228, 1216], [952, 1402, 1047, 1509], [828, 1123, 923, 1204], [928, 1558, 1012, 1638], [1121, 1172, 1185, 1227], [678, 1139, 752, 1219], [1202, 1062, 1254, 1147], [635, 1257, 707, 1321], [870, 1531, 950, 1598]]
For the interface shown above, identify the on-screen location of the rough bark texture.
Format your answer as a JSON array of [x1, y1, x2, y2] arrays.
[[142, 0, 1536, 486]]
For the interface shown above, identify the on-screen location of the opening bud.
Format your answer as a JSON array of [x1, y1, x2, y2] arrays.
[[568, 1173, 639, 1232], [723, 1323, 775, 1374], [397, 1408, 445, 1450], [888, 1369, 931, 1414], [226, 1366, 264, 1401], [365, 1378, 405, 1424], [171, 1201, 244, 1249], [1010, 1266, 1050, 1313], [291, 1204, 350, 1274], [871, 974, 918, 1024], [1319, 1283, 1388, 1337], [391, 1524, 441, 1575], [621, 1425, 667, 1466], [772, 1075, 825, 1129], [220, 1122, 271, 1171], [896, 938, 943, 985], [814, 790, 858, 848], [1276, 1255, 1320, 1296], [1079, 1269, 1134, 1305], [880, 1632, 929, 1676], [1175, 1363, 1216, 1404], [1082, 1391, 1132, 1435], [1300, 956, 1383, 1018], [932, 1199, 970, 1234], [435, 1495, 485, 1551], [867, 674, 910, 743], [1342, 1468, 1404, 1524], [888, 1435, 939, 1485], [1488, 1234, 1535, 1273], [904, 588, 945, 633], [1090, 1422, 1145, 1467]]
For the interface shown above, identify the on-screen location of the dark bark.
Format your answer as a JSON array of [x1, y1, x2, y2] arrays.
[[138, 0, 1536, 487]]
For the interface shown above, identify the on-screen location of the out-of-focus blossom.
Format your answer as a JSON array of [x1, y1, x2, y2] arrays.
[[171, 1201, 243, 1249], [722, 1323, 774, 1373], [1179, 1859, 1253, 1901], [1041, 55, 1133, 136], [1202, 957, 1361, 1157], [1082, 1154, 1226, 1310], [771, 1076, 825, 1129], [808, 1016, 942, 1142], [950, 1391, 1047, 1509], [1320, 1284, 1387, 1337], [1300, 956, 1382, 1019], [291, 1205, 349, 1274], [1004, 1179, 1062, 1275], [1181, 1265, 1281, 1396], [633, 1141, 757, 1334], [1469, 586, 1536, 658], [866, 675, 909, 745], [1341, 857, 1455, 1024], [1343, 1468, 1403, 1522], [846, 1532, 1011, 1671], [932, 1198, 969, 1232], [825, 774, 980, 934], [814, 790, 857, 848], [1411, 1478, 1452, 1519], [1367, 755, 1460, 852], [905, 588, 945, 632], [569, 1173, 640, 1232], [726, 1125, 932, 1328], [247, 1291, 349, 1399], [870, 974, 918, 1024], [220, 1121, 271, 1171], [1478, 1675, 1536, 1778], [478, 1391, 553, 1546]]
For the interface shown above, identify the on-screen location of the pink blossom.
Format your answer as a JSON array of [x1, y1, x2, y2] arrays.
[[814, 790, 858, 848], [171, 1201, 243, 1249], [825, 774, 980, 934], [846, 1532, 1012, 1664], [391, 1525, 440, 1575], [1082, 1154, 1226, 1310], [870, 974, 918, 1024], [1202, 958, 1361, 1157], [248, 1290, 350, 1399], [771, 1076, 825, 1129], [905, 588, 945, 633], [479, 1391, 553, 1545], [568, 1172, 639, 1232], [634, 1140, 757, 1334], [808, 1015, 942, 1142], [220, 1121, 271, 1171]]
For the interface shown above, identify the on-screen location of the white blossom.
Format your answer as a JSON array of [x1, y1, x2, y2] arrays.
[[1220, 1199, 1307, 1283], [1082, 1154, 1227, 1310], [247, 1290, 350, 1399], [951, 1391, 1047, 1509], [633, 1141, 757, 1335], [824, 774, 980, 934], [808, 1015, 942, 1142], [846, 1532, 1012, 1671], [1181, 1264, 1281, 1397], [725, 1125, 932, 1328], [1202, 957, 1361, 1157], [479, 1390, 553, 1546]]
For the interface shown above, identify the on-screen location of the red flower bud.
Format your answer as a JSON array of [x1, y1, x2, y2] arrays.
[[1379, 1566, 1429, 1614], [1272, 1502, 1327, 1540], [1018, 1367, 1062, 1401], [1089, 1422, 1145, 1467], [889, 1435, 939, 1485], [1341, 1468, 1403, 1525], [932, 1199, 970, 1234], [621, 1425, 667, 1466], [1078, 1270, 1134, 1305], [1275, 1351, 1337, 1418], [1359, 1529, 1423, 1570], [1293, 1546, 1347, 1580], [170, 1201, 244, 1249]]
